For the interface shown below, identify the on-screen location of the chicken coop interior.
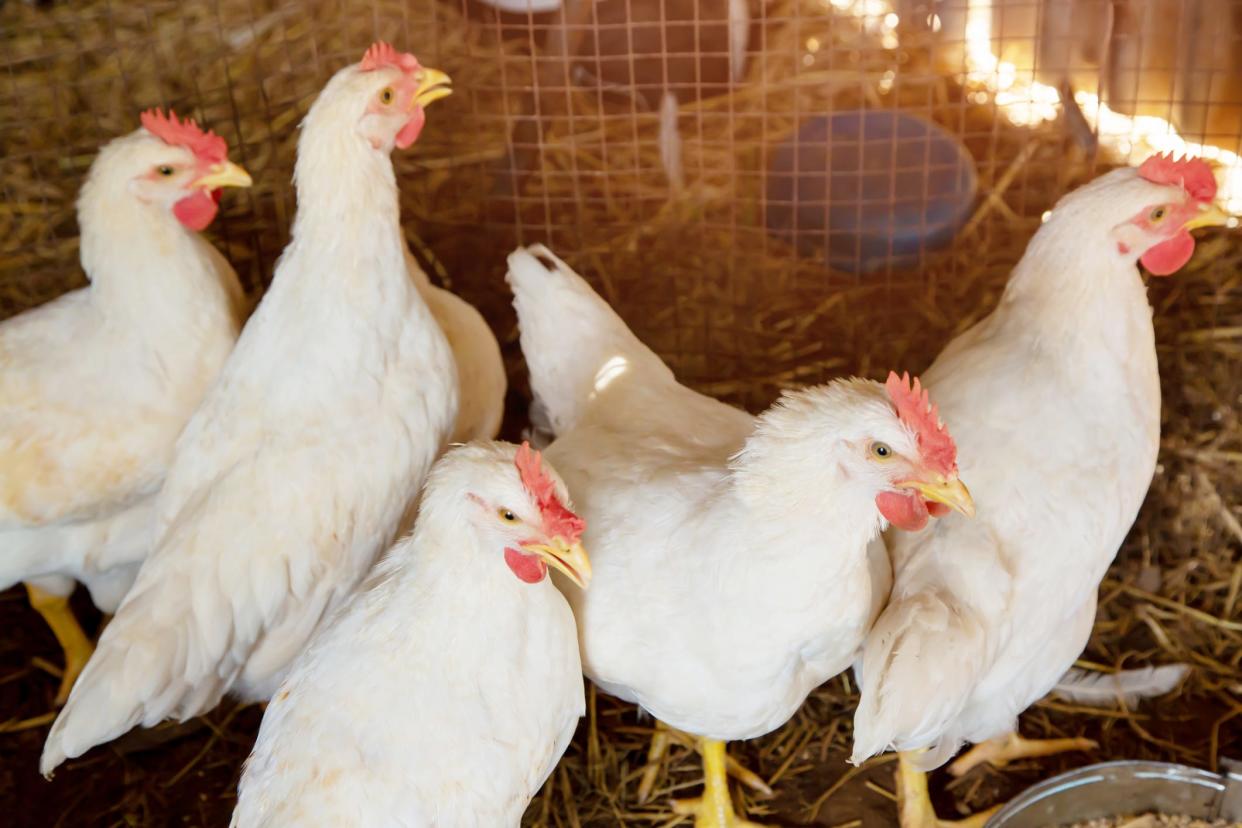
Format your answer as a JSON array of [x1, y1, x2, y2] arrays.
[[2, 0, 1241, 824]]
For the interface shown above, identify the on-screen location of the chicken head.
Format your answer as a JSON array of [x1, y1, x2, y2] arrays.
[[459, 442, 592, 590], [874, 371, 974, 532], [1111, 154, 1230, 276], [129, 109, 251, 231], [353, 41, 452, 151]]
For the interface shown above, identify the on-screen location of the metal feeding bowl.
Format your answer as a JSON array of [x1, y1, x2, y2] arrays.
[[986, 760, 1242, 828], [765, 110, 977, 274]]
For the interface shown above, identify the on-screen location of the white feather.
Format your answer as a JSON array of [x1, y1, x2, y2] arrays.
[[1054, 664, 1190, 708], [659, 92, 684, 194], [405, 247, 506, 443], [522, 398, 557, 449], [231, 443, 584, 827], [508, 245, 910, 742], [0, 125, 245, 610], [852, 167, 1198, 766], [41, 56, 458, 776], [727, 0, 750, 83]]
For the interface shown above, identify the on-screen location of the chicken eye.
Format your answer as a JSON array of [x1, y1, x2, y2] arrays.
[[156, 165, 176, 177], [379, 87, 395, 106], [498, 508, 519, 523], [871, 442, 893, 460], [1149, 206, 1167, 223]]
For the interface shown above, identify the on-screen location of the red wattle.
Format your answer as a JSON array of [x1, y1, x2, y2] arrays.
[[876, 491, 930, 532], [1140, 230, 1195, 276], [504, 547, 547, 584], [395, 109, 427, 149], [172, 190, 220, 232], [927, 501, 950, 518]]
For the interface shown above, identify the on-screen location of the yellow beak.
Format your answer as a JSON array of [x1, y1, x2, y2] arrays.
[[899, 475, 976, 518], [1183, 202, 1231, 231], [523, 537, 592, 590], [191, 161, 253, 190], [410, 67, 452, 110]]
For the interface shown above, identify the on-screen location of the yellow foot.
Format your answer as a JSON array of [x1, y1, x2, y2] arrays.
[[636, 723, 772, 805], [947, 733, 1098, 777], [900, 807, 997, 828], [671, 796, 765, 827], [669, 737, 767, 827], [898, 751, 1000, 828], [25, 583, 94, 706]]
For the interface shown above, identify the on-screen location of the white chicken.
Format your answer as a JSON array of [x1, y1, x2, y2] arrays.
[[405, 247, 506, 443], [850, 155, 1231, 828], [0, 110, 251, 704], [41, 42, 458, 774], [506, 245, 974, 827], [231, 441, 591, 828]]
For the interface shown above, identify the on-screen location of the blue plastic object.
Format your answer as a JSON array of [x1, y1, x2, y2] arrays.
[[765, 110, 977, 273]]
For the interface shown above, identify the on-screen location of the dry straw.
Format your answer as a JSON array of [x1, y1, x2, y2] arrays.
[[1, 0, 1239, 824]]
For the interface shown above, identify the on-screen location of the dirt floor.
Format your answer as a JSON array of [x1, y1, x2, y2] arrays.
[[1, 566, 1240, 828], [2, 251, 1241, 825], [1, 2, 1240, 819]]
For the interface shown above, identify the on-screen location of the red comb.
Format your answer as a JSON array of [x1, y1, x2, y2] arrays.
[[359, 41, 421, 74], [139, 109, 227, 166], [1138, 153, 1218, 202], [885, 371, 958, 477], [515, 442, 585, 544]]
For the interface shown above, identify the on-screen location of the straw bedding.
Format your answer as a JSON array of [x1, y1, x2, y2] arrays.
[[0, 0, 1239, 824]]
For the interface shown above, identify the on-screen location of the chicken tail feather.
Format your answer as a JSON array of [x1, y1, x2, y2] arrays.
[[506, 245, 672, 435], [40, 579, 232, 777], [852, 589, 988, 766]]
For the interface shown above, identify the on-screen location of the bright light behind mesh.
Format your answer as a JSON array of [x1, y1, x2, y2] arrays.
[[830, 0, 1242, 214]]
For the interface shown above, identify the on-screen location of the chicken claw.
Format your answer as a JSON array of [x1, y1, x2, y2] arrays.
[[670, 737, 766, 827], [25, 583, 94, 706], [947, 732, 1098, 777], [637, 723, 773, 805], [897, 752, 998, 828]]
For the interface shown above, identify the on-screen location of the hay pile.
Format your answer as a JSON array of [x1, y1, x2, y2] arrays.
[[1, 0, 1239, 825], [0, 0, 539, 305]]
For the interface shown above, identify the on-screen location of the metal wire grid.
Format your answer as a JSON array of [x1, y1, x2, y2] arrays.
[[0, 0, 1239, 405]]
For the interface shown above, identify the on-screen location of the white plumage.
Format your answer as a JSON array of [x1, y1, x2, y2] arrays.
[[0, 118, 249, 699], [1053, 664, 1190, 708], [232, 442, 589, 828], [851, 161, 1228, 813], [405, 247, 506, 443], [42, 45, 458, 774], [506, 245, 971, 822]]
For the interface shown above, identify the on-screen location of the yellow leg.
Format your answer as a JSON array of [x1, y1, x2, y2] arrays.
[[670, 737, 764, 827], [637, 723, 773, 804], [25, 583, 94, 706], [897, 752, 999, 828], [947, 732, 1098, 777]]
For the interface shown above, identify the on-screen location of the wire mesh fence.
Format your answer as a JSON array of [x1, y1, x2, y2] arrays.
[[2, 2, 1240, 825], [2, 0, 1239, 412]]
